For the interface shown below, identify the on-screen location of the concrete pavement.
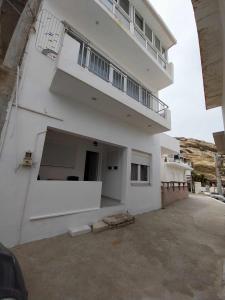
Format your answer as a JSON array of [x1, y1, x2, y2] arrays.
[[12, 194, 225, 299]]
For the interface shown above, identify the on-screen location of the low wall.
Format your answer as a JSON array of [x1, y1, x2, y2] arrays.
[[161, 182, 189, 208], [28, 181, 102, 219]]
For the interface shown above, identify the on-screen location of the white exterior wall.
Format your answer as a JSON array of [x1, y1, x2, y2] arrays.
[[0, 0, 174, 247], [0, 33, 162, 247], [161, 162, 187, 182]]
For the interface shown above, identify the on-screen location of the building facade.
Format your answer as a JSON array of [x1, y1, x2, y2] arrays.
[[160, 134, 192, 207], [0, 0, 176, 246]]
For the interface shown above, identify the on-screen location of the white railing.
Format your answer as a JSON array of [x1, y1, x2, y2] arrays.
[[100, 0, 168, 71], [78, 43, 168, 117], [165, 156, 192, 167]]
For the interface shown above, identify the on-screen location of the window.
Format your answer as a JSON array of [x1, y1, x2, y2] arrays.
[[135, 10, 144, 31], [140, 165, 148, 181], [131, 163, 138, 181], [118, 0, 130, 15], [131, 151, 151, 184], [145, 23, 152, 42], [154, 35, 161, 51], [161, 47, 167, 60]]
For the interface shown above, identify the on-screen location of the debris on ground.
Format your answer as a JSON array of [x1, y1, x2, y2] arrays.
[[92, 221, 109, 233], [103, 213, 135, 229]]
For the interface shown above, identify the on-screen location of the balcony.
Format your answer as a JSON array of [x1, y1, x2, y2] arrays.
[[100, 0, 169, 70], [50, 34, 171, 133], [164, 155, 193, 170], [40, 0, 175, 90]]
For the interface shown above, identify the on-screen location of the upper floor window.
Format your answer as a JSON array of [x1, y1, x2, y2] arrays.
[[117, 0, 130, 15], [161, 47, 167, 60], [154, 35, 161, 51], [145, 23, 153, 42], [135, 10, 144, 31]]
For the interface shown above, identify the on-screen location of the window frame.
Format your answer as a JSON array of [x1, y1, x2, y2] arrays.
[[130, 163, 150, 185], [134, 9, 144, 31], [154, 34, 161, 52], [144, 23, 153, 43], [116, 0, 130, 17]]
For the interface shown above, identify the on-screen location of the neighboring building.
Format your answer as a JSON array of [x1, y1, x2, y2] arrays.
[[0, 0, 176, 246], [191, 0, 225, 152], [160, 134, 192, 207]]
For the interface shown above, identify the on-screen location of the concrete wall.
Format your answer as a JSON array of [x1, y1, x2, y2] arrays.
[[101, 148, 123, 200], [28, 181, 102, 219]]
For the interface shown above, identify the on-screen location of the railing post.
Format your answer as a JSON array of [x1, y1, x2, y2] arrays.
[[85, 47, 91, 69], [139, 86, 142, 103], [112, 1, 116, 14], [124, 75, 127, 93], [109, 64, 113, 83]]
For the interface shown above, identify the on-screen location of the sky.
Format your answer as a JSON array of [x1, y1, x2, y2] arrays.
[[149, 0, 223, 143]]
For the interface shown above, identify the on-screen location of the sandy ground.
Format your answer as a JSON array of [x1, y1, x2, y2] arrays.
[[12, 194, 225, 300]]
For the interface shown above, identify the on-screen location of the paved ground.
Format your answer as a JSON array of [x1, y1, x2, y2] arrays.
[[12, 194, 225, 300]]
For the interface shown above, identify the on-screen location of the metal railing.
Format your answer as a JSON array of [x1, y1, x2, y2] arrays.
[[89, 51, 110, 81], [78, 42, 168, 117], [100, 0, 168, 71]]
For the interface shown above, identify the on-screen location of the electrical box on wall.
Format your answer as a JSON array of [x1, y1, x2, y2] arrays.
[[22, 151, 33, 166]]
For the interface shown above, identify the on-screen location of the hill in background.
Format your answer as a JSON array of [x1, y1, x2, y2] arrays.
[[176, 137, 217, 182]]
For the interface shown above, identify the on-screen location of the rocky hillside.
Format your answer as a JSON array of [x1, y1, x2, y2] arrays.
[[176, 137, 217, 182]]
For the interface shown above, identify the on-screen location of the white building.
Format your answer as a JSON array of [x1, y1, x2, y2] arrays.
[[0, 0, 177, 246], [160, 134, 192, 183]]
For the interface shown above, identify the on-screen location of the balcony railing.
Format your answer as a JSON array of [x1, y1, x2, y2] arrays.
[[78, 42, 168, 117], [100, 0, 168, 71], [164, 156, 192, 167]]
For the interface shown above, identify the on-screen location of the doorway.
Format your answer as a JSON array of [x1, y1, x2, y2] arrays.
[[84, 151, 99, 181]]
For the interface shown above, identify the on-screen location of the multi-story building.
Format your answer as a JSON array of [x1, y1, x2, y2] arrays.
[[0, 0, 176, 246]]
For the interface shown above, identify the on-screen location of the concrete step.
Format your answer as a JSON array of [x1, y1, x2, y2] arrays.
[[68, 225, 91, 237]]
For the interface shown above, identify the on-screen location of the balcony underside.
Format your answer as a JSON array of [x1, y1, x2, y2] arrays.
[[213, 131, 225, 154], [51, 68, 170, 134], [47, 0, 173, 90], [192, 0, 223, 109]]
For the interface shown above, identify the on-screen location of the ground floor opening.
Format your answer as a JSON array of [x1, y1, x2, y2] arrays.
[[38, 127, 126, 208]]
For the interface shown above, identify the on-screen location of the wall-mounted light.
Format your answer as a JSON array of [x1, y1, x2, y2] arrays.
[[93, 141, 98, 147]]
